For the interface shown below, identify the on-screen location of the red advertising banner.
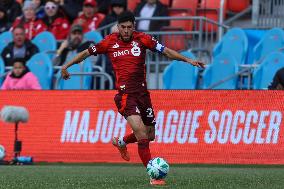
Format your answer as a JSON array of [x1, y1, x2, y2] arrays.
[[0, 91, 284, 164]]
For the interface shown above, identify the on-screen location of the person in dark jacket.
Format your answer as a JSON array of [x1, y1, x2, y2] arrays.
[[96, 0, 112, 15], [268, 67, 284, 90], [134, 0, 169, 31], [60, 0, 84, 22], [0, 0, 22, 24], [99, 0, 127, 33], [0, 5, 10, 33], [1, 26, 39, 67], [33, 0, 46, 19], [54, 25, 92, 66]]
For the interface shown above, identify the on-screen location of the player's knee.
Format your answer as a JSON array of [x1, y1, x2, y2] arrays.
[[134, 130, 148, 140]]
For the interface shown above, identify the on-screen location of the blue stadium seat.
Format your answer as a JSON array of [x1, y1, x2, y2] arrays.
[[202, 53, 239, 89], [253, 28, 284, 63], [213, 28, 248, 64], [0, 31, 13, 54], [32, 31, 57, 58], [57, 56, 93, 90], [163, 51, 199, 89], [253, 52, 284, 89], [84, 31, 103, 44], [26, 53, 53, 89], [0, 57, 5, 86]]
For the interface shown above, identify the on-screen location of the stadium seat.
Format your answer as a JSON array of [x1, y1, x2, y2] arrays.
[[163, 51, 199, 89], [253, 52, 284, 89], [253, 28, 284, 63], [213, 28, 248, 64], [161, 32, 188, 51], [32, 31, 57, 58], [168, 12, 194, 31], [128, 0, 141, 12], [84, 31, 103, 44], [26, 53, 53, 89], [170, 0, 198, 16], [16, 0, 23, 5], [160, 0, 171, 6], [202, 53, 238, 89], [227, 0, 250, 12], [0, 57, 5, 86], [57, 55, 93, 90], [161, 12, 192, 51], [0, 31, 13, 54], [197, 0, 227, 31]]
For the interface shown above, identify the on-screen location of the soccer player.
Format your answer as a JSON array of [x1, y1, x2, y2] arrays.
[[61, 11, 205, 185]]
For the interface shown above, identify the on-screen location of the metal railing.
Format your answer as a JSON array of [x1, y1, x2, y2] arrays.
[[252, 0, 284, 28], [55, 71, 114, 90], [218, 0, 226, 40], [206, 64, 259, 89]]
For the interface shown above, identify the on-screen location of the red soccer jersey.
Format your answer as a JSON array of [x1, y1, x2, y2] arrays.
[[88, 31, 164, 93]]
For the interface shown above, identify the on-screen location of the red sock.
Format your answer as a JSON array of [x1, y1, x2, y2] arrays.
[[123, 133, 137, 144], [138, 139, 151, 167]]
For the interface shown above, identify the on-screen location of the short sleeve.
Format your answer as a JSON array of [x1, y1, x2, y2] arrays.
[[140, 33, 165, 53], [88, 35, 111, 55]]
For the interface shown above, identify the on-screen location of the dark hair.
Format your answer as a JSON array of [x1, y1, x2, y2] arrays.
[[12, 58, 26, 65], [117, 11, 135, 24], [111, 0, 126, 9], [12, 25, 25, 32]]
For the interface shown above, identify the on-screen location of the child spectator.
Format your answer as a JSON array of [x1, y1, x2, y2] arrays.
[[1, 58, 41, 90]]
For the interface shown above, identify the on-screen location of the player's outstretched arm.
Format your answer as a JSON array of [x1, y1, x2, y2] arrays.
[[162, 47, 205, 68], [61, 49, 91, 80]]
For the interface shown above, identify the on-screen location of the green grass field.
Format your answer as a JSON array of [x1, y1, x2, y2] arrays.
[[0, 164, 284, 189]]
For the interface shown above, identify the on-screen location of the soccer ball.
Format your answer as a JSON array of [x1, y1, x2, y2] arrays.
[[147, 157, 169, 179], [0, 145, 5, 160]]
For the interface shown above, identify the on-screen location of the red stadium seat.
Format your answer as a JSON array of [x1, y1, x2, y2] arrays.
[[197, 0, 227, 31], [127, 0, 141, 12], [162, 33, 188, 51], [161, 12, 193, 51], [160, 0, 171, 6], [170, 0, 198, 16], [227, 0, 250, 12], [16, 0, 23, 5], [169, 12, 194, 31]]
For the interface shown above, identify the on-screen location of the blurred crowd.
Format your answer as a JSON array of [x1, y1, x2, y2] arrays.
[[0, 0, 171, 90], [0, 0, 169, 40]]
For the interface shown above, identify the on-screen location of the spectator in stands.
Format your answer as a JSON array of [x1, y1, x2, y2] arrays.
[[0, 0, 22, 25], [73, 0, 105, 33], [0, 6, 10, 33], [1, 26, 39, 67], [59, 0, 84, 22], [1, 58, 41, 90], [268, 67, 284, 90], [96, 0, 112, 15], [54, 25, 92, 66], [43, 1, 70, 40], [134, 0, 169, 31], [99, 0, 127, 33], [12, 1, 47, 40], [33, 0, 45, 19]]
